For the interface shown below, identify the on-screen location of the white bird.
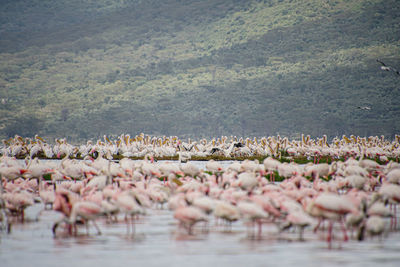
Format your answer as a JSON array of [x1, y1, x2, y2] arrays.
[[237, 200, 269, 237], [357, 106, 371, 111], [173, 206, 208, 234], [214, 200, 240, 229], [115, 192, 145, 235], [377, 59, 400, 76]]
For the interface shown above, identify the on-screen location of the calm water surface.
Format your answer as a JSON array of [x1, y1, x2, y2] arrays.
[[1, 161, 400, 266]]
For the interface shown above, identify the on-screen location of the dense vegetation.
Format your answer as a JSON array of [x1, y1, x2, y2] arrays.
[[0, 0, 399, 143]]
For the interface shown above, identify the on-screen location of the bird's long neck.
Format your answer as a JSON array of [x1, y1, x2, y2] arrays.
[[178, 151, 182, 164], [0, 174, 4, 195], [106, 160, 112, 185], [358, 144, 365, 161], [69, 206, 77, 224], [225, 143, 235, 157], [228, 143, 235, 152]]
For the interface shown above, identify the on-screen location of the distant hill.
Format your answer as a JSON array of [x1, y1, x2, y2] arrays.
[[1, 0, 399, 143]]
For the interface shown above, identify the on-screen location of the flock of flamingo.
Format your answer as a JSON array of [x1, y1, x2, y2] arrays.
[[1, 133, 400, 248]]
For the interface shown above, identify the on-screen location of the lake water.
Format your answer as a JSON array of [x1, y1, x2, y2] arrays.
[[1, 160, 400, 266], [2, 203, 400, 267]]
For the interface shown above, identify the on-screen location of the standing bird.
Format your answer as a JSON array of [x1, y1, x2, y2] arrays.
[[237, 200, 269, 237], [306, 193, 358, 248], [115, 192, 145, 235], [68, 201, 104, 235], [52, 192, 103, 237], [280, 210, 315, 241], [173, 206, 208, 235], [377, 59, 400, 76], [214, 200, 240, 231]]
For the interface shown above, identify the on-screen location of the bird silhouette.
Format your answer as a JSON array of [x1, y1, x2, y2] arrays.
[[377, 59, 400, 76]]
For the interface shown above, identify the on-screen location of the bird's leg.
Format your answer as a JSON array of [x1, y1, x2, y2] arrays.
[[257, 219, 263, 238], [202, 220, 209, 233], [313, 218, 322, 233], [85, 220, 90, 235], [389, 204, 393, 230], [92, 220, 101, 235], [6, 219, 11, 234], [125, 215, 130, 235], [248, 221, 253, 237], [340, 218, 348, 242], [389, 204, 396, 230], [67, 223, 73, 235], [357, 221, 366, 241], [321, 219, 327, 231], [73, 223, 78, 236], [349, 226, 354, 239], [188, 224, 193, 235], [394, 204, 398, 230], [53, 217, 70, 237], [312, 171, 319, 188], [105, 212, 111, 224], [224, 221, 232, 232], [131, 214, 136, 235], [20, 208, 25, 223], [52, 221, 60, 237], [299, 226, 304, 241], [327, 221, 334, 248]]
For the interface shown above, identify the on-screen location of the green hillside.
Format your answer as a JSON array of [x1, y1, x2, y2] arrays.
[[0, 0, 399, 143]]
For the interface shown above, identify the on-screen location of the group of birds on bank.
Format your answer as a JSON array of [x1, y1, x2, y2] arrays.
[[1, 142, 400, 247], [2, 133, 400, 163]]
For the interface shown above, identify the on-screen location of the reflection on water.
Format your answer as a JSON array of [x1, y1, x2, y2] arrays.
[[2, 204, 400, 267]]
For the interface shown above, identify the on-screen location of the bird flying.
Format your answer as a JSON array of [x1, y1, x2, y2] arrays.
[[377, 59, 400, 76], [357, 106, 371, 111]]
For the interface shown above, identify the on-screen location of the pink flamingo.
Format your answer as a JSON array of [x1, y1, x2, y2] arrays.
[[68, 201, 104, 235], [53, 189, 103, 236], [306, 193, 359, 248], [263, 157, 280, 183], [237, 200, 269, 237], [280, 209, 315, 240], [173, 206, 208, 235], [39, 182, 55, 210], [2, 189, 34, 222], [114, 191, 145, 235], [378, 183, 400, 229], [0, 166, 29, 182], [213, 200, 240, 231]]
